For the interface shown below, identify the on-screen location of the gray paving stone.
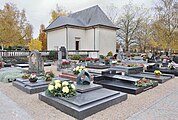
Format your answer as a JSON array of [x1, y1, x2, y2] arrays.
[[0, 91, 32, 120], [127, 89, 178, 120]]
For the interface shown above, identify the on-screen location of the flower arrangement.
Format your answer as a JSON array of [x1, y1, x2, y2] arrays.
[[62, 61, 70, 65], [168, 63, 176, 70], [73, 66, 86, 74], [29, 73, 38, 82], [127, 64, 138, 67], [44, 71, 54, 81], [111, 60, 117, 64], [46, 80, 76, 97], [22, 74, 30, 79], [135, 78, 154, 87], [154, 70, 162, 75]]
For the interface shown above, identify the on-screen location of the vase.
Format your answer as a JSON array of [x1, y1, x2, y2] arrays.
[[155, 75, 160, 78], [46, 77, 52, 81], [29, 78, 38, 82]]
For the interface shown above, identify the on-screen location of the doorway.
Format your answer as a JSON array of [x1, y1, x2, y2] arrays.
[[76, 41, 79, 50]]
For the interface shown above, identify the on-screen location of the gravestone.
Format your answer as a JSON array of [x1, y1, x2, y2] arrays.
[[60, 46, 67, 59], [57, 50, 62, 71], [28, 50, 44, 75]]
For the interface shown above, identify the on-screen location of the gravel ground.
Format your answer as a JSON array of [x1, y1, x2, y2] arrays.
[[0, 65, 178, 120]]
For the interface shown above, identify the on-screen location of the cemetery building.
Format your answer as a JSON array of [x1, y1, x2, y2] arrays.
[[45, 5, 118, 56]]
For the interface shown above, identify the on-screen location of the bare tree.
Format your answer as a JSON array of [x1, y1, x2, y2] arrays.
[[105, 3, 119, 24], [116, 3, 148, 52]]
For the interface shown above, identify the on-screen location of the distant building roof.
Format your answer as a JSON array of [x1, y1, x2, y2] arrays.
[[45, 5, 118, 31]]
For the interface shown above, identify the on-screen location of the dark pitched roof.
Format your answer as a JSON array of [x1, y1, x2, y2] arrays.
[[46, 16, 85, 30], [45, 5, 117, 31]]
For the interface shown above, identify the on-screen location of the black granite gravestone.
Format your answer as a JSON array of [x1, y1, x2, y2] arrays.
[[39, 83, 127, 120], [109, 66, 173, 83], [94, 74, 158, 95]]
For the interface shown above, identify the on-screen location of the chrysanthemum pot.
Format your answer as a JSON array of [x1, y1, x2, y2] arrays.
[[29, 78, 38, 82]]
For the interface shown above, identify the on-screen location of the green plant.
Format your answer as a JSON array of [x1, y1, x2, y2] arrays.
[[135, 78, 154, 87], [71, 55, 81, 60], [107, 51, 113, 57], [99, 55, 105, 59], [48, 51, 58, 60]]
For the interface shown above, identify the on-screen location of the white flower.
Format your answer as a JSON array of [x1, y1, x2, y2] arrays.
[[79, 69, 82, 73], [80, 66, 84, 69], [62, 86, 69, 93], [54, 80, 61, 84], [62, 81, 69, 86], [48, 85, 54, 91], [76, 66, 80, 70], [70, 84, 76, 90], [55, 83, 61, 89], [73, 68, 76, 71], [112, 60, 117, 64]]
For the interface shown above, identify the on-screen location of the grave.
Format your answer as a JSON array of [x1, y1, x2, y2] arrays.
[[94, 71, 158, 95], [39, 69, 127, 120], [28, 50, 44, 74], [86, 63, 110, 69], [128, 72, 173, 83], [39, 82, 127, 120], [146, 64, 178, 76], [15, 63, 51, 68], [13, 77, 69, 94], [109, 66, 173, 83], [110, 66, 143, 74]]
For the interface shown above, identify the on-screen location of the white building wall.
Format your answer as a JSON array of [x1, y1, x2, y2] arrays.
[[47, 28, 66, 50], [68, 28, 86, 50], [98, 28, 116, 56], [85, 29, 94, 50]]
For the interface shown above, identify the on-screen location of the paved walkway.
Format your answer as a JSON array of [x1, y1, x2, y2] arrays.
[[0, 91, 32, 120], [127, 88, 178, 120]]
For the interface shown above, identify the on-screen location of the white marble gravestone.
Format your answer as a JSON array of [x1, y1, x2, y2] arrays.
[[29, 50, 44, 74]]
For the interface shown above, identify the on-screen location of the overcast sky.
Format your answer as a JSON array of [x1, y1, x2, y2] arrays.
[[0, 0, 155, 38]]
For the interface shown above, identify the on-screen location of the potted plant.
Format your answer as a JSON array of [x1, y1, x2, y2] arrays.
[[111, 60, 117, 66], [22, 74, 30, 79], [46, 80, 76, 97], [61, 61, 71, 68], [29, 73, 38, 82], [154, 70, 162, 78], [135, 78, 154, 87], [73, 66, 86, 75], [104, 58, 110, 65], [44, 71, 54, 81]]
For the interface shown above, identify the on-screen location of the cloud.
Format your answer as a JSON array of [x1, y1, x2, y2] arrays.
[[0, 0, 154, 38]]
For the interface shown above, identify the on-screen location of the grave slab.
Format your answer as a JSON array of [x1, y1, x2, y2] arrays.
[[94, 75, 158, 95], [13, 77, 69, 94], [110, 66, 143, 74], [39, 85, 127, 120], [128, 72, 172, 83]]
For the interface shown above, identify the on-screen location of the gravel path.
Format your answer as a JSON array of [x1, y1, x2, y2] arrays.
[[0, 65, 178, 120]]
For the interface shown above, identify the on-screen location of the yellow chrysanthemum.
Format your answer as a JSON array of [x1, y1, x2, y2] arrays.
[[62, 81, 69, 86], [70, 84, 76, 90], [55, 83, 61, 89], [62, 86, 69, 93], [48, 85, 54, 91]]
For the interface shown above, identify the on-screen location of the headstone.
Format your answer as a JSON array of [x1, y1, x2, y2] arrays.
[[60, 46, 67, 59], [57, 50, 62, 71], [76, 70, 91, 85], [28, 50, 44, 75]]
